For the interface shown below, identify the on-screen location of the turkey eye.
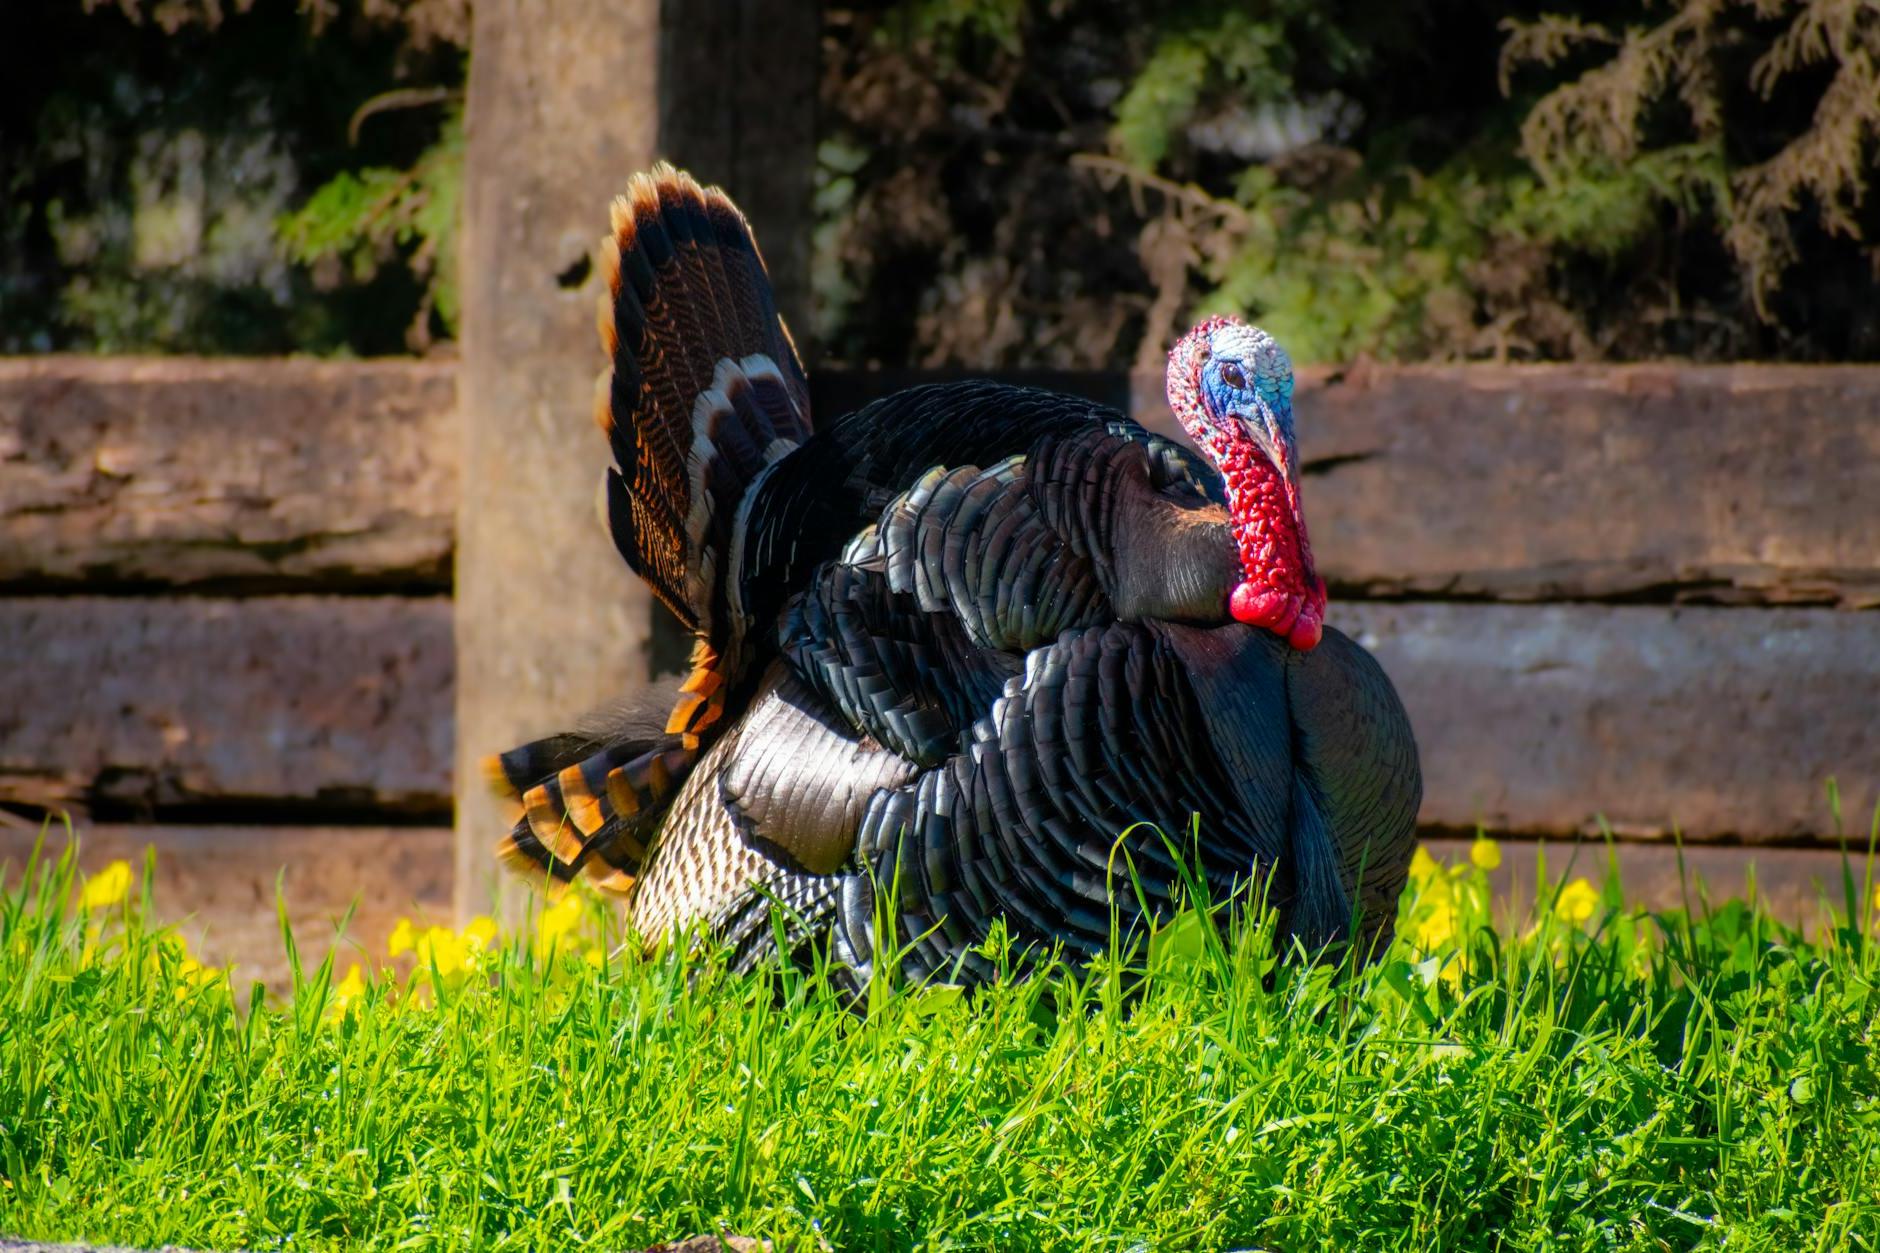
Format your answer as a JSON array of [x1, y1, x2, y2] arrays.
[[1219, 362, 1246, 390]]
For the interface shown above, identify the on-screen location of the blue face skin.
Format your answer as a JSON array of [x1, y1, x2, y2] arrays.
[[1199, 353, 1298, 472]]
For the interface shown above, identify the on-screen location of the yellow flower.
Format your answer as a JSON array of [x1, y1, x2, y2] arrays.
[[388, 917, 416, 958], [143, 931, 188, 975], [1408, 846, 1441, 888], [583, 946, 606, 969], [461, 915, 500, 952], [1413, 899, 1456, 951], [1555, 878, 1601, 925], [139, 932, 220, 994], [414, 925, 467, 979], [1469, 837, 1501, 871], [172, 955, 222, 1000], [328, 962, 367, 1020], [536, 895, 584, 952], [80, 860, 133, 911], [454, 915, 501, 971]]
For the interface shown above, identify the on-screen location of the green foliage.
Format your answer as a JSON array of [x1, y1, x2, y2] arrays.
[[1138, 0, 1880, 361], [1112, 5, 1356, 169], [1506, 0, 1880, 318], [822, 0, 1880, 367], [4, 829, 1880, 1249], [1202, 165, 1504, 364], [1515, 143, 1730, 256], [810, 137, 870, 347], [278, 103, 462, 346], [1188, 140, 1738, 362], [891, 0, 1029, 54], [0, 1, 463, 354], [18, 0, 1878, 359]]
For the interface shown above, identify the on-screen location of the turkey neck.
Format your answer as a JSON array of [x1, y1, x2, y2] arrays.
[[1213, 426, 1324, 651]]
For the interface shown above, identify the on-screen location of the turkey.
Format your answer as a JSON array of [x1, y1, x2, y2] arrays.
[[483, 165, 1421, 984]]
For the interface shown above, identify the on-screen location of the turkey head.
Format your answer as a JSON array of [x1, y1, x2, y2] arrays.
[[1167, 317, 1326, 651]]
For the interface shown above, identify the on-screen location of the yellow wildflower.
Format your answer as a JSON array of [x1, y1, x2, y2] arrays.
[[138, 931, 220, 994], [1469, 837, 1501, 871], [455, 915, 500, 972], [1555, 878, 1601, 925], [328, 962, 368, 1020], [80, 860, 133, 911], [1413, 899, 1456, 951], [584, 946, 606, 969], [414, 925, 467, 978], [462, 915, 500, 952], [1408, 846, 1441, 888], [387, 917, 416, 958], [536, 895, 584, 952], [143, 931, 188, 975], [172, 955, 222, 999]]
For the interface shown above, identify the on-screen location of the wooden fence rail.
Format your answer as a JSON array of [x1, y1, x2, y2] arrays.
[[1134, 362, 1880, 609], [9, 358, 1875, 605], [0, 358, 456, 591]]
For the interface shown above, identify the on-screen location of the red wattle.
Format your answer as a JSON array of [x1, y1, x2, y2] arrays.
[[1216, 435, 1324, 651], [1229, 581, 1293, 632], [1288, 605, 1323, 652]]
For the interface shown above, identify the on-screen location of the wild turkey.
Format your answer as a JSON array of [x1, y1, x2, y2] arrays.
[[484, 165, 1420, 983]]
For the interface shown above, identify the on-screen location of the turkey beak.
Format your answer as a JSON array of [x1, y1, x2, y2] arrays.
[[1238, 398, 1295, 480]]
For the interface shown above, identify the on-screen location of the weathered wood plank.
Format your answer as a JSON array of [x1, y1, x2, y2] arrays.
[[9, 359, 1875, 610], [0, 821, 452, 989], [0, 357, 456, 591], [1344, 602, 1880, 843], [3, 598, 1871, 844], [0, 598, 452, 817], [1134, 363, 1880, 608], [457, 0, 663, 918]]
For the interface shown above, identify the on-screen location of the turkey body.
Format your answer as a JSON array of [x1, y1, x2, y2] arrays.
[[486, 168, 1422, 984]]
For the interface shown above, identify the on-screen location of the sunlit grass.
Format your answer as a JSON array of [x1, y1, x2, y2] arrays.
[[3, 822, 1879, 1252]]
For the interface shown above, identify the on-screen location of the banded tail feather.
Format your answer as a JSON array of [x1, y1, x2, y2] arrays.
[[485, 677, 700, 894], [595, 163, 814, 749], [489, 734, 698, 895]]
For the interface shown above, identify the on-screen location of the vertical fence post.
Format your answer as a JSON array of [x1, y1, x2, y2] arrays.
[[455, 0, 820, 920], [455, 0, 661, 920]]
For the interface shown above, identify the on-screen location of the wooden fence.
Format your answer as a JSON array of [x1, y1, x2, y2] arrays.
[[3, 355, 1877, 979]]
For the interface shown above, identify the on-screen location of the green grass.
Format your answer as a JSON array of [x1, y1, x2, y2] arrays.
[[3, 829, 1879, 1252]]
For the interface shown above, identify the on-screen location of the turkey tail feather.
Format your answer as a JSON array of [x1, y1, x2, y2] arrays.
[[490, 736, 698, 896], [485, 678, 703, 895], [595, 164, 813, 747]]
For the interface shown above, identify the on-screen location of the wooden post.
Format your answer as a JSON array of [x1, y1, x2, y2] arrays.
[[455, 0, 661, 919], [455, 0, 819, 919]]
